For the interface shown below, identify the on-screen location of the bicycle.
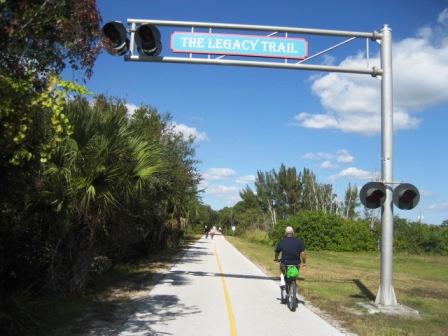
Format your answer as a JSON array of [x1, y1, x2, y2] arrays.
[[280, 265, 299, 312]]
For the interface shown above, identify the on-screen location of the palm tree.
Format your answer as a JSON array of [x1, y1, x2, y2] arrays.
[[39, 96, 165, 291]]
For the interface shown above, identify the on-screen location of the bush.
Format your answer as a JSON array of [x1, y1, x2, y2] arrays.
[[269, 211, 378, 252], [269, 211, 447, 255]]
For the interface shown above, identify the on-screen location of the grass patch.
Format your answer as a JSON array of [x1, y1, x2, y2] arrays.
[[240, 228, 271, 245], [226, 236, 448, 336]]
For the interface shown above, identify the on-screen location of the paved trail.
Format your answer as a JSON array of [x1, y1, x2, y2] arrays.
[[118, 233, 346, 336]]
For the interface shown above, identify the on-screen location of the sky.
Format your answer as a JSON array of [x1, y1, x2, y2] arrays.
[[64, 0, 448, 225]]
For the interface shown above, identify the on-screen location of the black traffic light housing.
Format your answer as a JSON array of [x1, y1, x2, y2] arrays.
[[393, 183, 420, 210], [359, 182, 386, 209], [360, 182, 420, 210], [135, 24, 162, 56], [102, 21, 129, 56]]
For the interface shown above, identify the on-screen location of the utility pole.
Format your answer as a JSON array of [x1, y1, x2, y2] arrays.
[[375, 25, 397, 306]]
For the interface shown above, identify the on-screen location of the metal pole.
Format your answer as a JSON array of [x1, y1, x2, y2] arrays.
[[125, 55, 382, 76], [127, 18, 377, 39], [375, 25, 397, 306]]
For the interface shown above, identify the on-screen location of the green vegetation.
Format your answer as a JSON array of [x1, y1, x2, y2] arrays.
[[269, 211, 378, 251], [228, 233, 448, 336], [0, 95, 205, 334], [1, 2, 447, 335], [30, 235, 200, 336]]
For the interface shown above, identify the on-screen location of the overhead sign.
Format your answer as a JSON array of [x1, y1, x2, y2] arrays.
[[171, 32, 308, 59]]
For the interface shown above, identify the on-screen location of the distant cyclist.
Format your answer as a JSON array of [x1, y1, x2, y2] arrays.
[[274, 226, 306, 286]]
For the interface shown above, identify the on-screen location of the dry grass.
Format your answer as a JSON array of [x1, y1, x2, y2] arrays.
[[226, 236, 448, 336]]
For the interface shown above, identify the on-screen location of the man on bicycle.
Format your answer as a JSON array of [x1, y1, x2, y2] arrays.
[[274, 226, 306, 286]]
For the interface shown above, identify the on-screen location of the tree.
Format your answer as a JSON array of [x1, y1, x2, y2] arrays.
[[1, 0, 101, 84], [254, 169, 277, 216], [194, 203, 218, 228], [217, 207, 236, 233], [129, 105, 202, 235], [1, 0, 102, 165], [302, 168, 320, 211], [35, 97, 167, 291], [340, 183, 360, 219], [249, 165, 338, 223], [1, 3, 102, 332], [276, 164, 303, 217]]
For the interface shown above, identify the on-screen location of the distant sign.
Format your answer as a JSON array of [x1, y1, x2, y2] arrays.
[[171, 32, 308, 59]]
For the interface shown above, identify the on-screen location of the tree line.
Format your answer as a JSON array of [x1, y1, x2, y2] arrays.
[[210, 165, 448, 256], [212, 165, 360, 232]]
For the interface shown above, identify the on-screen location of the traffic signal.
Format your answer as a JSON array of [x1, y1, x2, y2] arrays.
[[360, 182, 420, 210], [359, 182, 386, 209], [135, 24, 162, 56], [102, 21, 129, 56], [393, 183, 420, 210]]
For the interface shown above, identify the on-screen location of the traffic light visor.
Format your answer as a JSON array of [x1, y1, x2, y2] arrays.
[[102, 21, 129, 56], [360, 182, 386, 209], [393, 183, 420, 210], [135, 24, 162, 56]]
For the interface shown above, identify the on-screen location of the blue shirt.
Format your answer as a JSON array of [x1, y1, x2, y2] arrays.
[[275, 236, 306, 265]]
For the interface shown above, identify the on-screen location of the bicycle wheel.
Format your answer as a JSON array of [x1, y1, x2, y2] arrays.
[[280, 285, 286, 304], [288, 280, 297, 311]]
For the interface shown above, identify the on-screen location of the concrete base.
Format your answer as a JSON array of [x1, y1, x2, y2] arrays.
[[357, 301, 419, 315]]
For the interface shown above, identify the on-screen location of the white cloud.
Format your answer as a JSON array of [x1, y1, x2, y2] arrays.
[[329, 167, 379, 180], [292, 112, 338, 129], [122, 106, 208, 142], [321, 54, 336, 66], [320, 161, 338, 169], [292, 9, 448, 135], [126, 103, 138, 115], [335, 149, 354, 164], [427, 201, 448, 211], [171, 122, 209, 142], [206, 184, 240, 196], [438, 8, 448, 27], [205, 184, 241, 205], [304, 149, 353, 168], [419, 189, 433, 197], [235, 175, 256, 184], [202, 168, 237, 181], [303, 152, 333, 160], [200, 170, 255, 208]]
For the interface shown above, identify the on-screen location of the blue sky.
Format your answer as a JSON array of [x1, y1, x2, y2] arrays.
[[65, 0, 448, 225]]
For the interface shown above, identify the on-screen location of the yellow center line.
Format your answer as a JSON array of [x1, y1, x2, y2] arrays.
[[214, 244, 237, 336]]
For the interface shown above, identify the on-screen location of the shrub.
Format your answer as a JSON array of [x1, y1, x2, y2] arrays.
[[269, 211, 377, 252]]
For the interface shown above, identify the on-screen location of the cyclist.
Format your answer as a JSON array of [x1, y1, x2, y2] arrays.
[[274, 226, 306, 287]]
